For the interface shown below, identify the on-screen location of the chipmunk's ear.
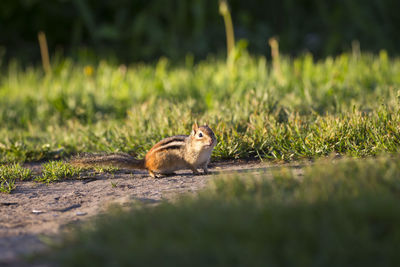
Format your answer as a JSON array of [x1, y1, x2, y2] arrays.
[[191, 122, 198, 135]]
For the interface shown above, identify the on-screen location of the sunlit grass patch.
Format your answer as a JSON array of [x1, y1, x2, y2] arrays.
[[36, 161, 84, 183], [1, 51, 400, 163], [34, 161, 121, 184], [48, 155, 400, 266], [0, 163, 33, 193], [1, 102, 400, 164]]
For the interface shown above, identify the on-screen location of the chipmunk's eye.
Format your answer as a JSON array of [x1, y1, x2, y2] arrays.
[[198, 132, 203, 138]]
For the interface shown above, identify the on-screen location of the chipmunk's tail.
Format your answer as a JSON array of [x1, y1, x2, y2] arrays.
[[70, 153, 145, 169]]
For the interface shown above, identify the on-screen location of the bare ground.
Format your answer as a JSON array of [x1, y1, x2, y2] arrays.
[[0, 160, 305, 266]]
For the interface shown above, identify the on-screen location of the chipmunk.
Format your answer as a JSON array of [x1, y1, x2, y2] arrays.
[[70, 123, 217, 178]]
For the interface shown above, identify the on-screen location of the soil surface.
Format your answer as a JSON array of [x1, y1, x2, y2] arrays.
[[0, 160, 305, 266]]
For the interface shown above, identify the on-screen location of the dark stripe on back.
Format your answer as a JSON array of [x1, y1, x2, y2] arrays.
[[156, 135, 187, 146], [163, 135, 187, 143], [156, 145, 182, 152]]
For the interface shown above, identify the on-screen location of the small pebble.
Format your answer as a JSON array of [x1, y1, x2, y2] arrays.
[[76, 211, 87, 216], [32, 209, 44, 214]]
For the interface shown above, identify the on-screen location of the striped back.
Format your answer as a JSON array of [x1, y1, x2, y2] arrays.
[[147, 135, 187, 155]]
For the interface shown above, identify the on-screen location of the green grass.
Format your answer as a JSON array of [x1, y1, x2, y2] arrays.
[[0, 161, 83, 193], [0, 160, 121, 193], [32, 160, 119, 184], [35, 161, 84, 183], [1, 50, 400, 163], [0, 163, 32, 193], [45, 155, 400, 266]]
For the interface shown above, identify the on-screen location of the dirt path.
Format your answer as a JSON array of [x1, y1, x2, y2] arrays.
[[0, 160, 304, 266]]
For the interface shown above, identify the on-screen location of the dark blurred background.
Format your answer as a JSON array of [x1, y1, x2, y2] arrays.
[[1, 0, 399, 64]]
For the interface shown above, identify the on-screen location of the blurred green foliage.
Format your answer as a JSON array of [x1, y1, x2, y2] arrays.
[[49, 155, 400, 266], [1, 0, 399, 63]]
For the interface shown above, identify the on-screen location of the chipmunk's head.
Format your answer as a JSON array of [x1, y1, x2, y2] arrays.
[[190, 123, 217, 150]]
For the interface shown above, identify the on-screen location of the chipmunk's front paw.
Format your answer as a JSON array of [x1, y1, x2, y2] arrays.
[[148, 170, 164, 178], [190, 168, 200, 175], [202, 165, 210, 175]]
